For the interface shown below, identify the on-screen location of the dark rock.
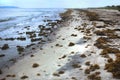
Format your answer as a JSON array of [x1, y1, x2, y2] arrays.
[[0, 69, 2, 74], [0, 54, 5, 57], [1, 44, 9, 50]]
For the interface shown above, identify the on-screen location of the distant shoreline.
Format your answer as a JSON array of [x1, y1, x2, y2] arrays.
[[0, 6, 19, 8]]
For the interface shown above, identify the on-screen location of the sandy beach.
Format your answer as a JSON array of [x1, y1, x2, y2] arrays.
[[0, 9, 120, 80]]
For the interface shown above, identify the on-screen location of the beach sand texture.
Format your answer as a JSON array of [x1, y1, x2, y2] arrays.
[[0, 9, 120, 80]]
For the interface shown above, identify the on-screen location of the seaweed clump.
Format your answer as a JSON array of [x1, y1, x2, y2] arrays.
[[68, 42, 75, 46], [1, 44, 9, 50], [16, 46, 24, 54], [94, 37, 109, 49], [89, 64, 100, 71], [105, 53, 120, 79], [80, 54, 86, 58], [81, 10, 99, 21], [87, 72, 101, 80], [60, 9, 73, 20], [101, 47, 120, 55], [32, 63, 39, 68], [84, 64, 100, 75], [72, 63, 81, 68], [21, 75, 28, 79], [94, 29, 120, 39]]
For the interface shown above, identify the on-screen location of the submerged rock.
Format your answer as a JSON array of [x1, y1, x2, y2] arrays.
[[17, 37, 26, 41], [4, 38, 15, 41], [31, 38, 42, 42], [1, 44, 9, 50], [0, 54, 5, 57], [17, 46, 24, 54]]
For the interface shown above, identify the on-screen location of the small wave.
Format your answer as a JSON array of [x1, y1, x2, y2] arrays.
[[0, 17, 15, 22]]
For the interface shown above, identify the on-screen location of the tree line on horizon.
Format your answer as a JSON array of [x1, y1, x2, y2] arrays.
[[105, 5, 120, 11]]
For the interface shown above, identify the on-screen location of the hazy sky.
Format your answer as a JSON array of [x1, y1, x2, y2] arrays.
[[0, 0, 120, 8]]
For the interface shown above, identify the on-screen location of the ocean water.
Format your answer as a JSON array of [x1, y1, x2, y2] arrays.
[[0, 8, 64, 31], [0, 8, 65, 68]]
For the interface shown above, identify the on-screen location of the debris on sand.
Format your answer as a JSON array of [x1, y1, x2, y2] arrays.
[[68, 42, 75, 46]]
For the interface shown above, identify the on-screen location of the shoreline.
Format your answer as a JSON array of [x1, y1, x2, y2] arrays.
[[0, 9, 120, 80], [0, 9, 64, 69], [0, 9, 90, 79]]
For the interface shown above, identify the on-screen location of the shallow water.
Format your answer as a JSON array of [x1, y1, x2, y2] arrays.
[[0, 8, 65, 68]]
